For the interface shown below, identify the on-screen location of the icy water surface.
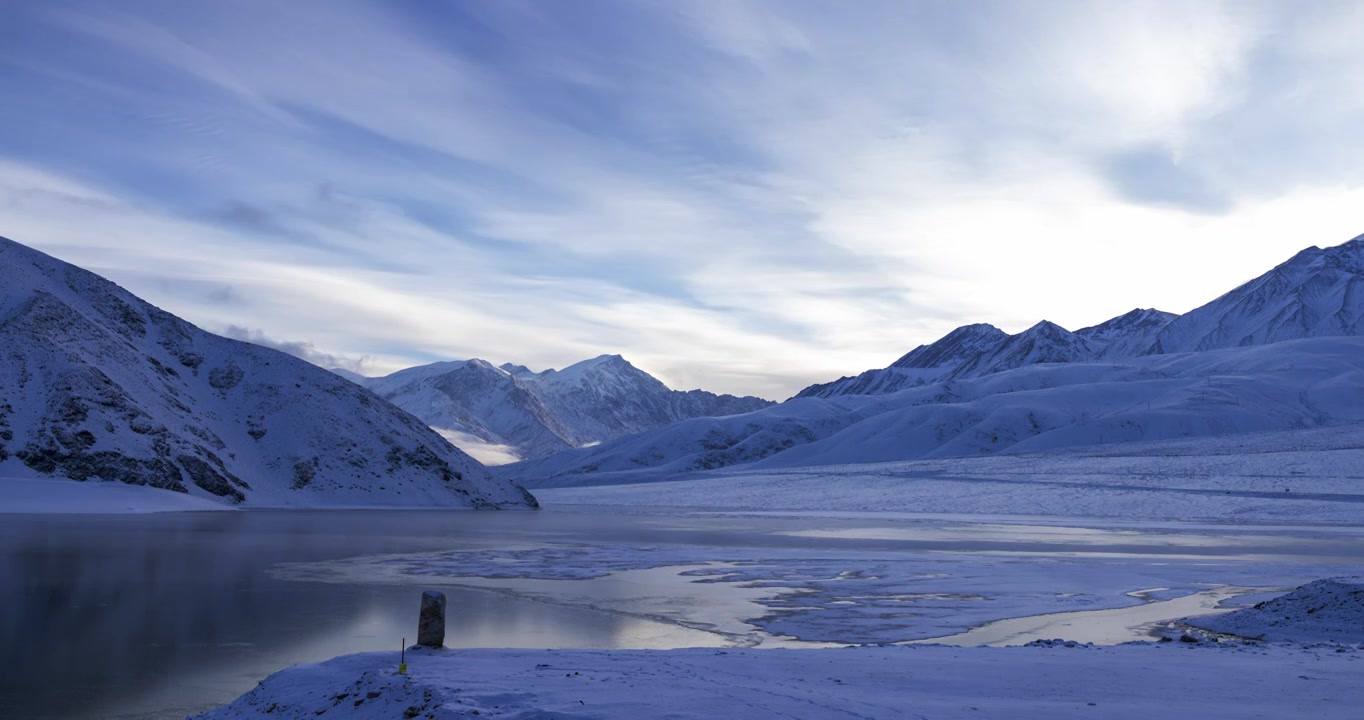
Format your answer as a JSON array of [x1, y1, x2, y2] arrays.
[[2, 506, 1362, 719]]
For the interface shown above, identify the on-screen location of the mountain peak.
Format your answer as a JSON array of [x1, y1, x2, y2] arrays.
[[1023, 319, 1070, 335], [891, 323, 1008, 370], [549, 354, 639, 381], [465, 358, 504, 373], [1077, 308, 1177, 334], [499, 363, 534, 377], [1075, 308, 1177, 358]]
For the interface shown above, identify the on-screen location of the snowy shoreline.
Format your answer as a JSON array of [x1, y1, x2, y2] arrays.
[[0, 476, 235, 514], [193, 642, 1364, 719], [191, 560, 1364, 718]]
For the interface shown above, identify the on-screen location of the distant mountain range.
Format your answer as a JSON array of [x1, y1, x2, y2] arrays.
[[0, 236, 537, 509], [340, 355, 772, 463], [799, 236, 1364, 400], [502, 233, 1364, 486], [9, 229, 1364, 502]]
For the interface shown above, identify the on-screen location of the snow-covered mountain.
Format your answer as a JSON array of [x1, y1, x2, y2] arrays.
[[1151, 235, 1364, 354], [800, 235, 1364, 404], [0, 236, 537, 509], [797, 324, 1008, 399], [1076, 308, 1177, 358], [797, 319, 1110, 400], [950, 320, 1098, 378], [362, 359, 575, 459], [892, 323, 1012, 370], [504, 233, 1364, 487], [523, 355, 773, 444], [349, 354, 773, 462], [503, 336, 1364, 487]]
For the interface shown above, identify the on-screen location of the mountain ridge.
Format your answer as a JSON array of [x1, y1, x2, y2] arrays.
[[343, 353, 774, 463], [0, 235, 537, 509], [502, 232, 1364, 486]]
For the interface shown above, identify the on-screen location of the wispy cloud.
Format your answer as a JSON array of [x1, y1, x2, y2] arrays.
[[218, 325, 372, 374], [3, 0, 1364, 399]]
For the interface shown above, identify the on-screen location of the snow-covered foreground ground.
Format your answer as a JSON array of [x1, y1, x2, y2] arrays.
[[534, 425, 1364, 523], [196, 642, 1363, 720]]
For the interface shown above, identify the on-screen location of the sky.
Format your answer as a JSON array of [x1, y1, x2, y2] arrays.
[[2, 0, 1364, 400]]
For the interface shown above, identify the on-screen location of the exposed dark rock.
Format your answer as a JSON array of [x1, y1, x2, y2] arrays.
[[176, 454, 246, 502], [291, 460, 317, 489], [208, 364, 245, 391], [16, 443, 187, 491], [417, 591, 447, 648]]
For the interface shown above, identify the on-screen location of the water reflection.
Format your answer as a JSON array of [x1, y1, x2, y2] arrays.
[[0, 511, 721, 720]]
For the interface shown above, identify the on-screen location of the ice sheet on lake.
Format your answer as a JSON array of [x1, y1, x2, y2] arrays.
[[271, 537, 1362, 646]]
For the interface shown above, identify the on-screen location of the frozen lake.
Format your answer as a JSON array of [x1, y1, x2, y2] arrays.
[[2, 506, 1362, 719]]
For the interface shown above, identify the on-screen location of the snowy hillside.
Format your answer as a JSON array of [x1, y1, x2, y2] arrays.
[[352, 354, 772, 463], [1187, 577, 1364, 643], [534, 423, 1364, 522], [1152, 234, 1364, 354], [0, 236, 537, 509], [502, 336, 1364, 486]]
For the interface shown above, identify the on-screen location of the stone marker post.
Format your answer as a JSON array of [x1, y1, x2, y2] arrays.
[[418, 590, 447, 648]]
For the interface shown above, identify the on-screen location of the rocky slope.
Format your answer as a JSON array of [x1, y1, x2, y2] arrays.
[[0, 235, 537, 509]]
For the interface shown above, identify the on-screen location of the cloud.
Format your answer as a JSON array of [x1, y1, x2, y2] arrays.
[[1100, 146, 1231, 214], [3, 1, 1364, 399], [431, 428, 522, 467], [219, 325, 372, 374]]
